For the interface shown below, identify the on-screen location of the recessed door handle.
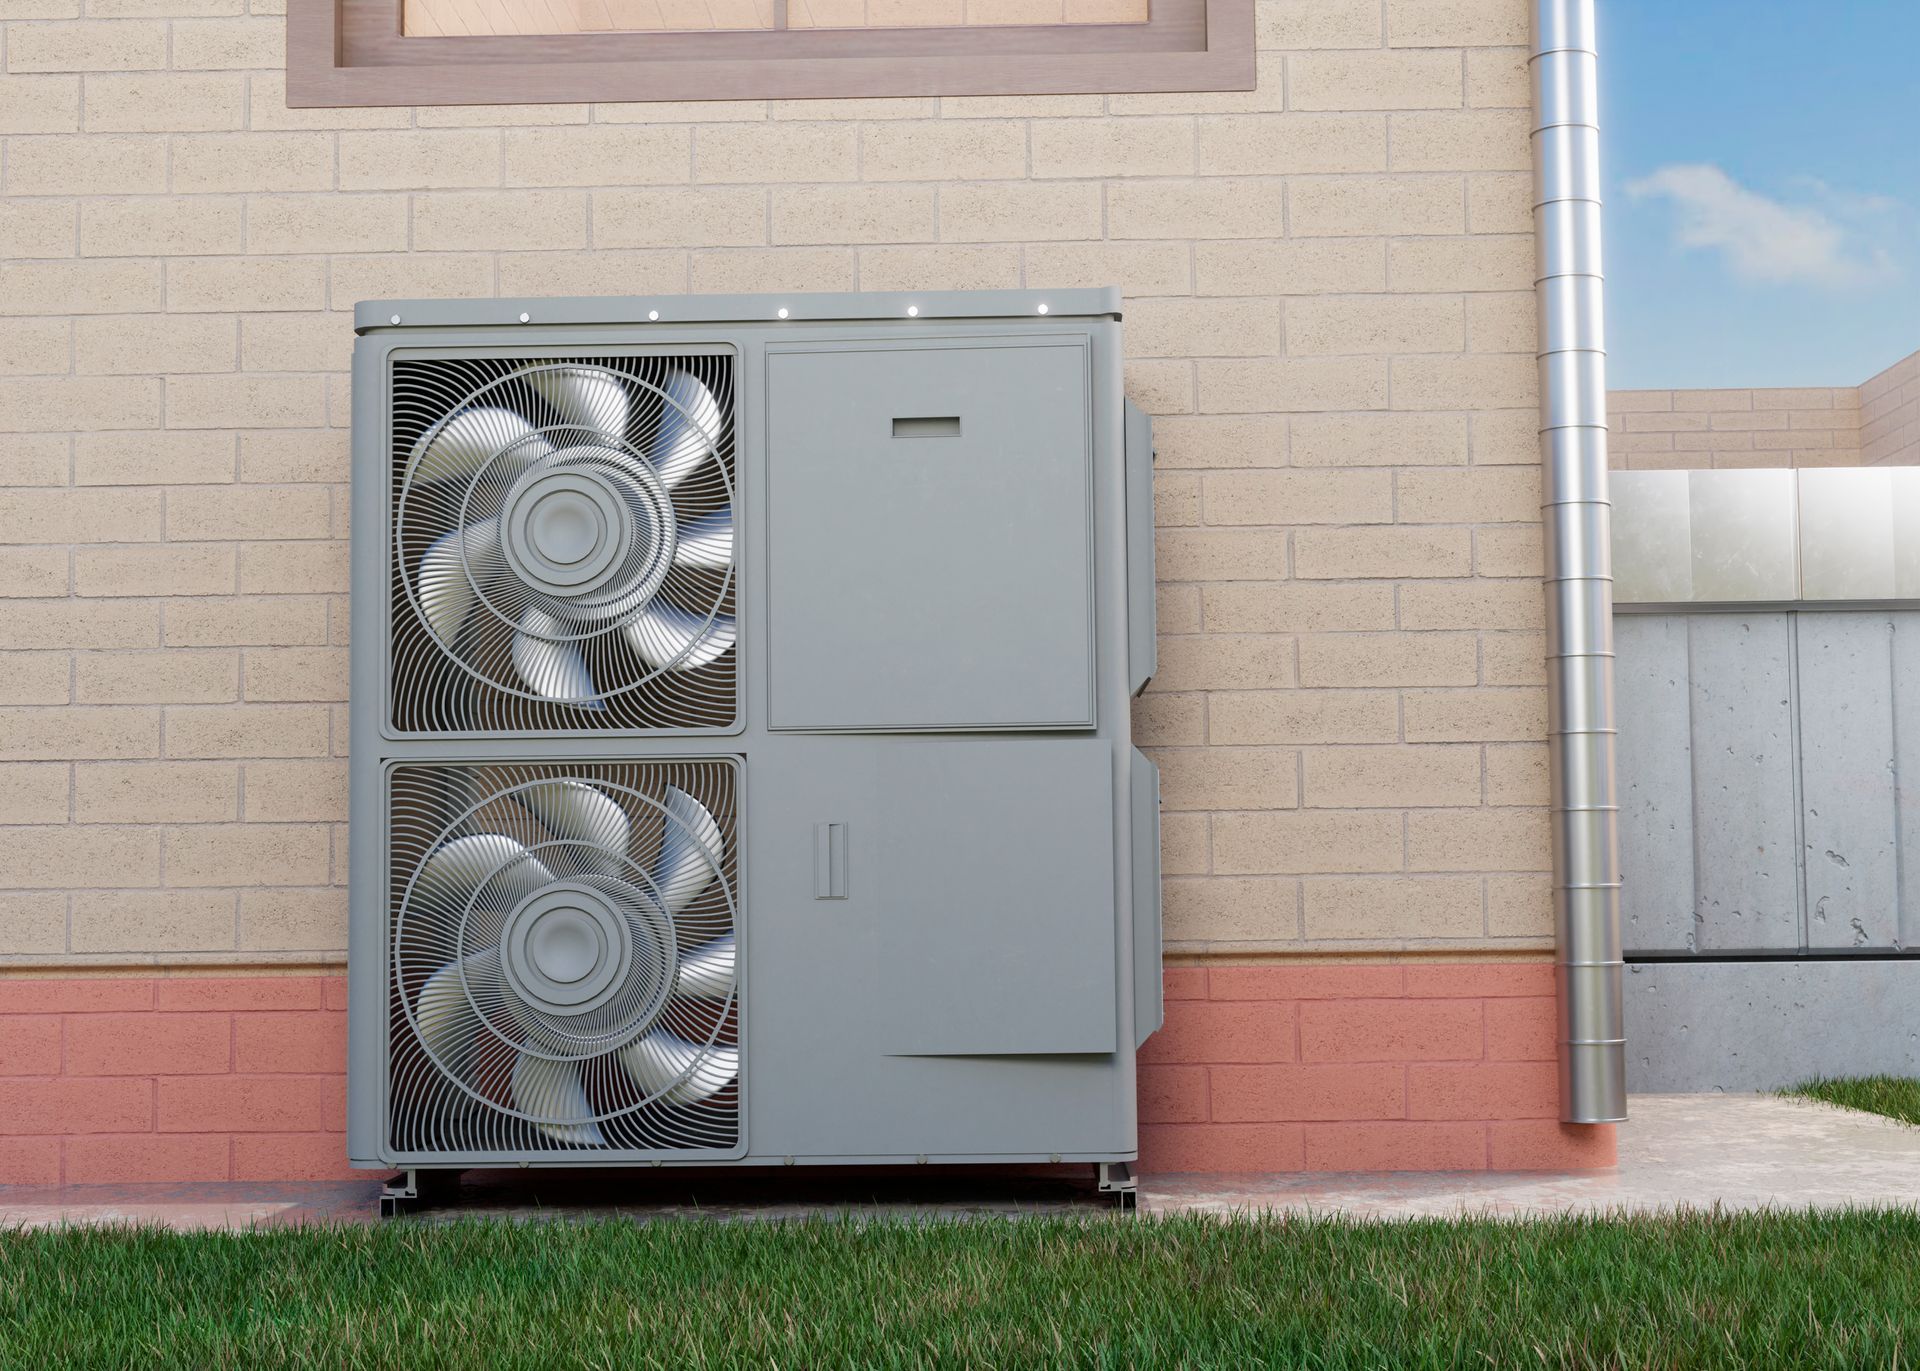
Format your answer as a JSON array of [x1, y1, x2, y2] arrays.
[[813, 821, 848, 900]]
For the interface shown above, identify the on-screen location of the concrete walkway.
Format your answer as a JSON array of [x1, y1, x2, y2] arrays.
[[1146, 1093, 1920, 1219], [4, 1095, 1919, 1229]]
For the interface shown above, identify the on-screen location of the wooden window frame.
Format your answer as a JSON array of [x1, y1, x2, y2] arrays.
[[286, 0, 1253, 106]]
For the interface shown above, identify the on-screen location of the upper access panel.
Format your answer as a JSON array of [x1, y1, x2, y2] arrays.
[[765, 336, 1096, 732]]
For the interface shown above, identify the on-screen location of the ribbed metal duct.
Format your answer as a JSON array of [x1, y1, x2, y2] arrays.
[[1533, 0, 1626, 1124]]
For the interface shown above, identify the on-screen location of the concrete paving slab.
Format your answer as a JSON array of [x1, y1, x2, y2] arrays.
[[0, 1181, 376, 1231], [1145, 1094, 1920, 1219], [4, 1095, 1918, 1229]]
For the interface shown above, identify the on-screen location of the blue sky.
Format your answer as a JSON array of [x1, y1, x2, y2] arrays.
[[1602, 0, 1920, 388]]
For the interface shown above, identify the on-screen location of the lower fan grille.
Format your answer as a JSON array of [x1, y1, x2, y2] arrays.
[[386, 759, 740, 1160]]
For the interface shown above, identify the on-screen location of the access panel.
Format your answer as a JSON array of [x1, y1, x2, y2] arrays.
[[744, 736, 1128, 1159], [765, 338, 1095, 732]]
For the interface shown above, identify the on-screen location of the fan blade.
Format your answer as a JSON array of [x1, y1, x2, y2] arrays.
[[650, 370, 722, 490], [525, 365, 630, 437], [653, 785, 723, 916], [413, 834, 554, 914], [414, 948, 501, 1074], [410, 407, 539, 487], [511, 607, 601, 706], [673, 506, 733, 571], [416, 516, 501, 646], [623, 603, 735, 672], [675, 935, 735, 1000], [617, 1030, 738, 1107], [518, 779, 629, 879], [509, 1053, 605, 1146]]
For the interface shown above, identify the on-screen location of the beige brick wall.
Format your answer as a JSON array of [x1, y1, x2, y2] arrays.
[[1862, 351, 1920, 468], [1606, 387, 1864, 470], [0, 0, 1555, 968], [1609, 347, 1920, 472]]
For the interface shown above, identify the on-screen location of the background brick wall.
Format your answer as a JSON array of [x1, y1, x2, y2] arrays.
[[1862, 351, 1920, 468], [1608, 348, 1920, 473], [0, 0, 1559, 975], [1606, 386, 1864, 470]]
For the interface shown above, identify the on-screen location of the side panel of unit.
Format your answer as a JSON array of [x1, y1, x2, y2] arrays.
[[1130, 747, 1163, 1046], [348, 334, 392, 1165], [1124, 399, 1157, 696]]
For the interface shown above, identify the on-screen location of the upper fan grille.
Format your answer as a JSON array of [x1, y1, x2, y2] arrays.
[[387, 760, 740, 1159], [389, 352, 737, 734]]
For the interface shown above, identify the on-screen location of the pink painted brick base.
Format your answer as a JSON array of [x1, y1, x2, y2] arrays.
[[1139, 962, 1617, 1174], [0, 975, 354, 1185], [0, 964, 1613, 1184]]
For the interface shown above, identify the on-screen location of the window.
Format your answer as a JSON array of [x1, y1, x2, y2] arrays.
[[287, 0, 1251, 105]]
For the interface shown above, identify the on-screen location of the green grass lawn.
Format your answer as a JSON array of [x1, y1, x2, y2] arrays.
[[5, 1211, 1920, 1369], [1785, 1075, 1920, 1128]]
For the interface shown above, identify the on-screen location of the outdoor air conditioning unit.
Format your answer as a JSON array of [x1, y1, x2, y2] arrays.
[[347, 290, 1161, 1210]]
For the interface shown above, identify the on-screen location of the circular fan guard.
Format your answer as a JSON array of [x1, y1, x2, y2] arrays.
[[390, 355, 737, 734], [388, 761, 739, 1156]]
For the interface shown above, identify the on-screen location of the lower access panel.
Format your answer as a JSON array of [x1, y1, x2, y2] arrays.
[[745, 737, 1131, 1159]]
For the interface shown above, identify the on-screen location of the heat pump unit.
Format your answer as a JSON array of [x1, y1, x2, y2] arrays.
[[348, 290, 1161, 1207]]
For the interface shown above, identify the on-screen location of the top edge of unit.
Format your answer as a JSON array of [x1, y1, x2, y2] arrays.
[[354, 288, 1123, 335]]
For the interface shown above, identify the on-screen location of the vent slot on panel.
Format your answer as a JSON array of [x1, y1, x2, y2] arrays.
[[892, 416, 961, 438], [387, 759, 740, 1160], [389, 352, 737, 734]]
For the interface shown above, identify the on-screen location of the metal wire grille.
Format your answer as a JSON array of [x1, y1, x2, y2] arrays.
[[389, 353, 737, 734], [387, 760, 740, 1159]]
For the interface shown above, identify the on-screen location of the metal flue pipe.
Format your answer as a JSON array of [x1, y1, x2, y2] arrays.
[[1533, 0, 1626, 1124]]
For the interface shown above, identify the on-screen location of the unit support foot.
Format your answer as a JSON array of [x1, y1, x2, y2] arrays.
[[379, 1168, 460, 1219], [1098, 1160, 1138, 1214]]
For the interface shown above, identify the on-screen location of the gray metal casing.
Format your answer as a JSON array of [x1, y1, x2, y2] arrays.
[[347, 290, 1161, 1169]]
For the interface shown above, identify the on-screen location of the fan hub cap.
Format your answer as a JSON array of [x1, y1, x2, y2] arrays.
[[530, 908, 599, 983], [495, 446, 680, 630], [501, 882, 634, 1015], [529, 492, 601, 568], [500, 467, 633, 595]]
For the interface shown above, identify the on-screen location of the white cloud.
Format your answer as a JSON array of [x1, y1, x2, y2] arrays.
[[1627, 163, 1898, 287]]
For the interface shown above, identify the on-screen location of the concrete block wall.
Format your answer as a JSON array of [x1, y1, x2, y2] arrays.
[[0, 0, 1611, 1178]]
